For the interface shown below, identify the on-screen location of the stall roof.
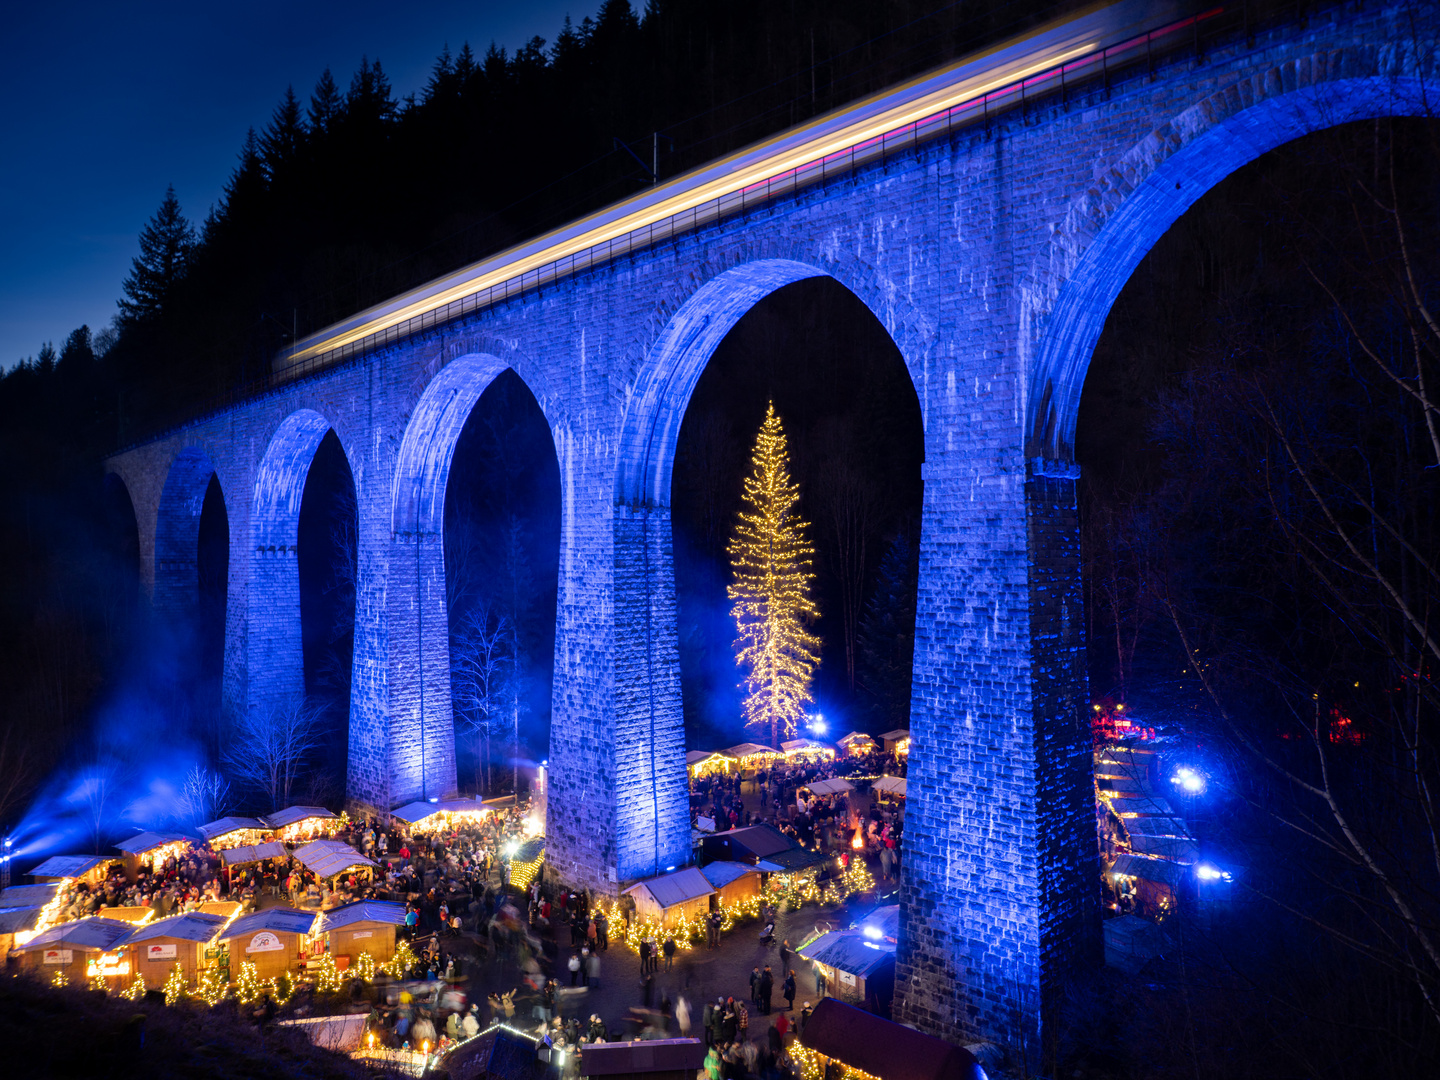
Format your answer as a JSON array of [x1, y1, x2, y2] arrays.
[[442, 1024, 539, 1080], [872, 775, 907, 797], [1111, 853, 1189, 889], [1124, 816, 1190, 838], [12, 916, 135, 953], [389, 796, 488, 824], [1129, 835, 1199, 863], [623, 867, 714, 908], [699, 861, 761, 890], [800, 998, 983, 1080], [796, 930, 895, 979], [837, 731, 876, 746], [313, 899, 407, 934], [198, 816, 270, 842], [27, 854, 114, 880], [723, 742, 781, 758], [0, 907, 42, 934], [219, 841, 289, 867], [218, 907, 316, 941], [685, 750, 733, 766], [802, 778, 854, 796], [0, 883, 59, 908], [263, 806, 339, 829], [119, 911, 226, 946], [878, 729, 911, 741], [581, 1038, 706, 1076], [293, 839, 377, 878], [1107, 795, 1175, 816], [115, 830, 194, 855], [707, 825, 793, 859], [857, 904, 901, 943], [781, 739, 834, 753]]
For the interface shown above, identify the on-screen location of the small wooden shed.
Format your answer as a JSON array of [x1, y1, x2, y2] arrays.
[[622, 867, 714, 930], [262, 805, 339, 842], [837, 732, 877, 756], [198, 816, 273, 850], [28, 854, 121, 888], [216, 907, 316, 982], [11, 916, 134, 985], [698, 861, 762, 907], [114, 831, 194, 875], [312, 899, 406, 964], [878, 729, 910, 754], [120, 911, 226, 986]]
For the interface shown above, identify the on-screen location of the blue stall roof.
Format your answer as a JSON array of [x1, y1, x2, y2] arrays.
[[796, 931, 895, 979], [623, 867, 714, 909], [313, 900, 407, 933], [263, 806, 338, 829]]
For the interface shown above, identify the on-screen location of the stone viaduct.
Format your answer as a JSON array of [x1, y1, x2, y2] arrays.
[[104, 0, 1440, 1048]]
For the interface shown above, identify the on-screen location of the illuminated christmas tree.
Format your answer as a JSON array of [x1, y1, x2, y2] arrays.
[[121, 973, 147, 1001], [728, 403, 821, 747], [313, 951, 343, 994], [196, 963, 229, 1006], [382, 938, 418, 978], [354, 951, 376, 982], [235, 960, 262, 1004], [270, 971, 295, 1005], [163, 963, 188, 1005]]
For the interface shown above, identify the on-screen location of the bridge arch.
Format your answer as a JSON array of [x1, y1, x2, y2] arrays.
[[155, 445, 225, 622], [1028, 67, 1439, 464], [386, 354, 560, 805], [247, 409, 357, 746]]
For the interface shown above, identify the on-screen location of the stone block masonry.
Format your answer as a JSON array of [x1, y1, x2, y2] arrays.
[[104, 1, 1440, 1049]]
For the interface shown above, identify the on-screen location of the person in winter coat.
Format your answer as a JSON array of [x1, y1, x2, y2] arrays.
[[782, 970, 797, 1012], [758, 967, 774, 1014]]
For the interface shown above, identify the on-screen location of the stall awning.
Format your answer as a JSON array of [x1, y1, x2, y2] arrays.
[[1111, 853, 1189, 889], [0, 907, 42, 935], [27, 855, 114, 880], [293, 840, 377, 879], [699, 861, 761, 890], [802, 778, 854, 796], [0, 883, 59, 908], [218, 907, 316, 941], [198, 816, 270, 843], [781, 739, 834, 754], [580, 1038, 706, 1076], [857, 904, 900, 943], [872, 775, 907, 797], [878, 729, 910, 742], [219, 841, 289, 867], [837, 731, 876, 748], [723, 742, 781, 759], [623, 867, 714, 908], [263, 806, 339, 829], [390, 796, 490, 825], [114, 831, 193, 856], [796, 930, 894, 979], [313, 899, 407, 934], [800, 998, 983, 1080], [11, 916, 135, 953], [118, 912, 226, 946], [685, 750, 734, 767]]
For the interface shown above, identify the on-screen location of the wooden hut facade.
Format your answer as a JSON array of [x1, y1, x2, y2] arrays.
[[121, 912, 226, 986], [216, 907, 316, 982], [313, 900, 406, 965], [622, 868, 714, 930]]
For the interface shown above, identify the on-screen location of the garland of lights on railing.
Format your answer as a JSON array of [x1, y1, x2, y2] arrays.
[[787, 1044, 882, 1080]]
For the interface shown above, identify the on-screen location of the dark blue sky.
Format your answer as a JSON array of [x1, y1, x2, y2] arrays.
[[1, 0, 598, 368]]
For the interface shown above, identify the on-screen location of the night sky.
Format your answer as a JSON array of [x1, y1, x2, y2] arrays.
[[0, 0, 597, 369]]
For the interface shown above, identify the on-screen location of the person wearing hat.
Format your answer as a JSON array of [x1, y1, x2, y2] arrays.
[[799, 1001, 813, 1034]]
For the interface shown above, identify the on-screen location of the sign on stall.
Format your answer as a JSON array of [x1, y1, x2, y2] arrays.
[[146, 944, 177, 961], [351, 930, 373, 939], [247, 932, 284, 953], [43, 950, 73, 965]]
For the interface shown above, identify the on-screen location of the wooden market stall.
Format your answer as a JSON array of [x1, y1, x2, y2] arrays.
[[780, 738, 836, 762], [215, 907, 316, 982], [796, 929, 896, 1011], [262, 805, 339, 842], [11, 916, 134, 985], [685, 749, 735, 780], [799, 998, 984, 1080], [114, 830, 194, 874], [621, 867, 714, 930], [293, 839, 377, 885], [698, 861, 763, 907], [722, 743, 784, 774], [799, 777, 854, 799], [0, 905, 42, 959], [390, 796, 492, 834], [837, 732, 877, 757], [878, 729, 911, 755], [218, 841, 290, 888], [312, 899, 406, 965], [119, 911, 227, 986], [27, 854, 121, 888], [872, 776, 906, 799], [198, 816, 273, 850], [1108, 852, 1189, 918]]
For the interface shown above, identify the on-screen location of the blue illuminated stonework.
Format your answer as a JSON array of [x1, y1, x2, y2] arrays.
[[105, 3, 1438, 1048]]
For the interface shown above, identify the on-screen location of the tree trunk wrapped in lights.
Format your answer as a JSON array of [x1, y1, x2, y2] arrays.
[[729, 403, 822, 748]]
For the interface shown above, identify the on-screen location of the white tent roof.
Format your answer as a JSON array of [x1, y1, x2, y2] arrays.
[[872, 775, 907, 796]]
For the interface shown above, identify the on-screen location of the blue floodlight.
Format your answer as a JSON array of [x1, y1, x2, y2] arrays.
[[1196, 863, 1231, 882], [1170, 766, 1206, 795], [862, 925, 883, 940]]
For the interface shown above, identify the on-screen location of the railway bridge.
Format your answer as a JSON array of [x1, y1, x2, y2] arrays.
[[106, 0, 1440, 1046]]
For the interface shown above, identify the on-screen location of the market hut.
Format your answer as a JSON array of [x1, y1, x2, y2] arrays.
[[216, 907, 316, 982], [390, 796, 492, 834], [836, 732, 877, 757], [685, 750, 735, 780], [198, 816, 273, 850], [0, 905, 42, 958], [119, 911, 226, 986], [698, 861, 763, 907], [28, 854, 121, 887], [1109, 852, 1190, 917], [293, 839, 377, 884], [579, 1038, 706, 1080], [799, 998, 984, 1080], [621, 867, 714, 930], [218, 841, 290, 890], [796, 929, 896, 1010], [799, 778, 853, 799], [115, 831, 194, 874], [722, 743, 783, 773], [312, 899, 406, 965], [780, 738, 835, 762], [11, 916, 134, 985], [262, 805, 340, 842], [877, 729, 910, 755]]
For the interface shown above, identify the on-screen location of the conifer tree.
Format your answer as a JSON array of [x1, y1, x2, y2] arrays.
[[307, 69, 341, 135], [118, 185, 194, 325], [260, 86, 307, 180], [728, 402, 821, 747]]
